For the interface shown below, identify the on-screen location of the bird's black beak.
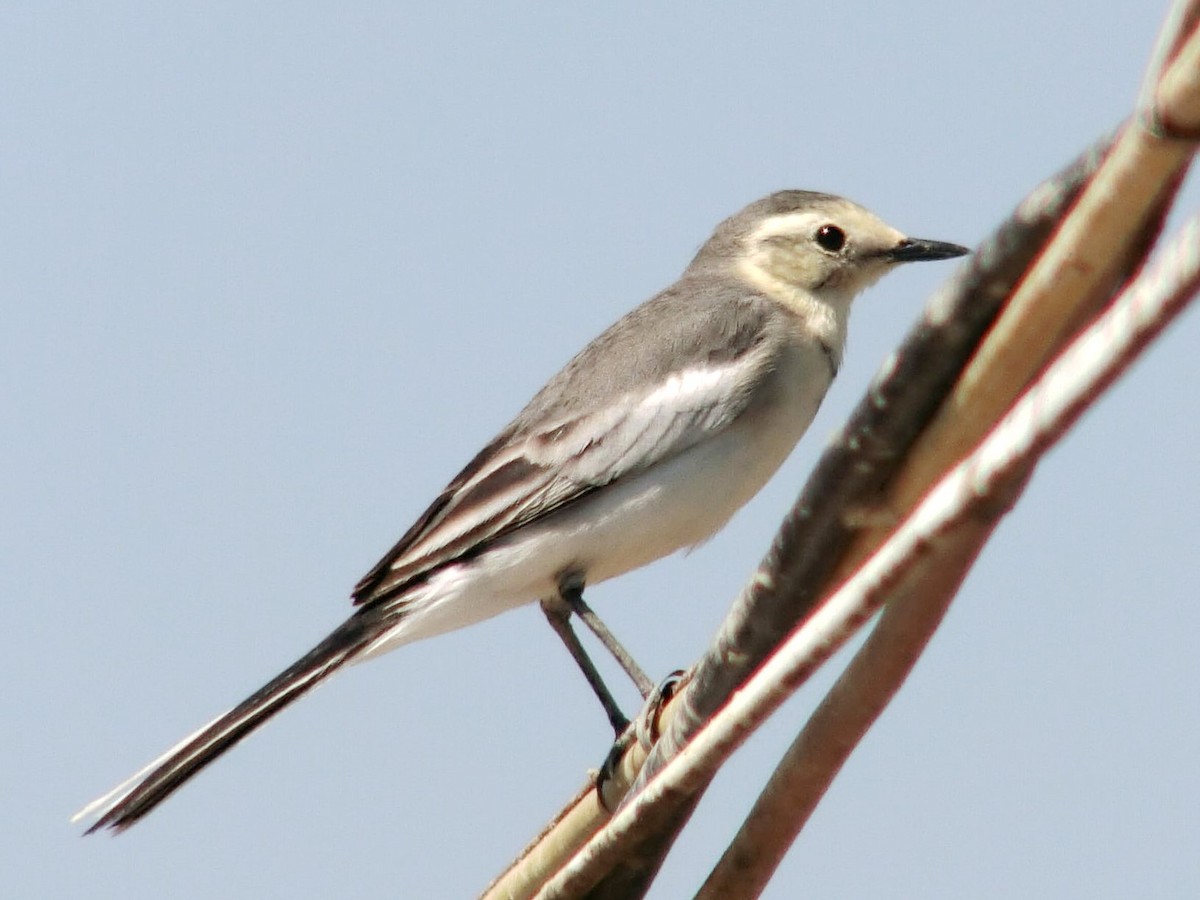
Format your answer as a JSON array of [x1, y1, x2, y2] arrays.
[[888, 237, 971, 262]]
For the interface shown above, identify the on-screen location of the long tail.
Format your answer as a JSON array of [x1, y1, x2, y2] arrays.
[[73, 613, 381, 834]]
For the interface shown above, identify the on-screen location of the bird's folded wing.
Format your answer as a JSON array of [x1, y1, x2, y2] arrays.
[[352, 339, 775, 605]]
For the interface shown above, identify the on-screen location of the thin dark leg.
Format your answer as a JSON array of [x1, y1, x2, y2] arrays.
[[540, 594, 630, 734], [561, 588, 654, 698]]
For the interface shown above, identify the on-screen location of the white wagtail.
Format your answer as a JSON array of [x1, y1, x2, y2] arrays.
[[74, 190, 967, 833]]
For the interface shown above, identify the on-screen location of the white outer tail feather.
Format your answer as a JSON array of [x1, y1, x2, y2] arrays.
[[70, 709, 229, 826], [72, 618, 374, 832]]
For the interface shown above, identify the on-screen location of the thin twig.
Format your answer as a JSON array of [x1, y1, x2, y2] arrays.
[[692, 11, 1200, 898]]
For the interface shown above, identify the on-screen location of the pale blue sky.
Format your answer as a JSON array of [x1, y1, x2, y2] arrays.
[[4, 4, 1198, 898]]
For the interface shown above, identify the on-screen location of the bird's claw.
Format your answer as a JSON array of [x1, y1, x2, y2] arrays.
[[595, 669, 686, 810]]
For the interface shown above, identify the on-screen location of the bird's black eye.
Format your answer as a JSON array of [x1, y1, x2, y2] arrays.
[[815, 224, 846, 252]]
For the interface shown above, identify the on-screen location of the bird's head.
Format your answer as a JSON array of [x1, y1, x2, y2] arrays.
[[688, 190, 969, 309]]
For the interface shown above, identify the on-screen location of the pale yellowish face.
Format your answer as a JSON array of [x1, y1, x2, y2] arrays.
[[738, 203, 909, 306]]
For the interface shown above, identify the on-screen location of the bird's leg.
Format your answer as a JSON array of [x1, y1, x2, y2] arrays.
[[540, 592, 629, 734], [561, 587, 654, 699]]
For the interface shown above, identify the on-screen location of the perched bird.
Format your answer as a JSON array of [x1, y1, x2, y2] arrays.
[[74, 190, 968, 833]]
